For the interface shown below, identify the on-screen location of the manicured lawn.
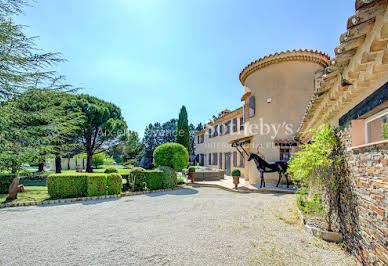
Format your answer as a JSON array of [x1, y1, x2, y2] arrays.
[[0, 179, 50, 203]]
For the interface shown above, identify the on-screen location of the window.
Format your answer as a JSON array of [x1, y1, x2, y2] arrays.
[[233, 152, 237, 167], [200, 154, 204, 166], [196, 154, 199, 162], [240, 117, 244, 131], [225, 120, 231, 134], [213, 153, 218, 165], [213, 125, 218, 137], [280, 148, 290, 161], [201, 134, 204, 143], [365, 108, 388, 143], [219, 124, 223, 135], [197, 135, 200, 144], [249, 96, 255, 117], [233, 118, 237, 132], [219, 152, 222, 169], [208, 153, 211, 165], [208, 128, 212, 138], [239, 153, 245, 167]]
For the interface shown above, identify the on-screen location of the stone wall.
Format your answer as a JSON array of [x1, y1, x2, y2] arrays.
[[338, 128, 387, 265]]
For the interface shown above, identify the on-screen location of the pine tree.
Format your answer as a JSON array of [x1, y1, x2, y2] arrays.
[[175, 106, 191, 153]]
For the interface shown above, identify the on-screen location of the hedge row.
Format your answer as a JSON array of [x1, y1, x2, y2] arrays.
[[47, 173, 122, 199], [0, 174, 17, 194], [124, 166, 177, 191]]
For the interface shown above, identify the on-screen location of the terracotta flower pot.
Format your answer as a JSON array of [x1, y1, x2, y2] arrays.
[[232, 175, 240, 189], [189, 172, 195, 183]]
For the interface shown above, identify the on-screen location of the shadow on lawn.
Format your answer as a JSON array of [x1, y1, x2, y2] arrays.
[[146, 188, 198, 197]]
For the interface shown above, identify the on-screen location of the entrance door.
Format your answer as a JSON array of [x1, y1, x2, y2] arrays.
[[224, 152, 231, 176]]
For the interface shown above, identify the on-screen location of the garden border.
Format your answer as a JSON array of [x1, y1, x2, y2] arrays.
[[0, 186, 184, 209], [298, 209, 343, 243]]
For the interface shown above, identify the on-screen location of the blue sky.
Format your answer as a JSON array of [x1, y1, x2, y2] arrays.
[[16, 0, 355, 137]]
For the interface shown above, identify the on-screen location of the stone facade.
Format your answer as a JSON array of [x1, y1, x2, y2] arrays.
[[337, 127, 388, 265]]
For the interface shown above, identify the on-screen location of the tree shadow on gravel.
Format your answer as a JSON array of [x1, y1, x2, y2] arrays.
[[146, 188, 199, 197]]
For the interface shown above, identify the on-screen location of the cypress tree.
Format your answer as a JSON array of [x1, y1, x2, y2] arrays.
[[175, 106, 191, 153]]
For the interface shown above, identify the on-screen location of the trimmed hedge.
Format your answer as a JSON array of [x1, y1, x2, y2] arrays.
[[153, 143, 189, 170], [48, 173, 123, 199], [87, 175, 107, 197], [126, 167, 177, 191], [107, 173, 123, 195], [0, 174, 17, 194], [157, 166, 177, 189], [47, 174, 88, 199], [104, 167, 119, 174], [144, 170, 164, 190]]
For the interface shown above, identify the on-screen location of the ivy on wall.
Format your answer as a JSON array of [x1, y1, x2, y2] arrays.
[[287, 124, 344, 231]]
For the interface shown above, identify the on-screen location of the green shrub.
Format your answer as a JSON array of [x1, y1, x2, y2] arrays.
[[127, 167, 147, 191], [104, 167, 119, 174], [144, 170, 164, 190], [188, 166, 196, 173], [48, 174, 109, 198], [107, 174, 122, 195], [231, 169, 241, 176], [153, 143, 189, 170], [47, 174, 88, 199], [0, 174, 17, 194], [157, 166, 177, 189], [287, 124, 343, 230], [86, 175, 107, 196]]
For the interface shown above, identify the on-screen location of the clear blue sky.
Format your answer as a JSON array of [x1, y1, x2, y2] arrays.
[[16, 0, 355, 137]]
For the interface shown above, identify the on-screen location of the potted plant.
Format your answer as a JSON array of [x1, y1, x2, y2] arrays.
[[231, 169, 241, 189], [188, 166, 196, 183]]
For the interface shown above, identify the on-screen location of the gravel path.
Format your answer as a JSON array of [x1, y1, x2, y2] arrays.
[[0, 187, 358, 265]]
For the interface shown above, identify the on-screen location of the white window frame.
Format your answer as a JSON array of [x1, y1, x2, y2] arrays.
[[364, 108, 388, 144]]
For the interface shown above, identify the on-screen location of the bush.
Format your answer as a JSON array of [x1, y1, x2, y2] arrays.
[[86, 175, 107, 197], [153, 143, 189, 170], [144, 170, 164, 190], [0, 174, 17, 194], [47, 174, 112, 198], [47, 174, 88, 198], [157, 166, 177, 189], [107, 174, 122, 195], [127, 167, 147, 191], [104, 167, 119, 174], [188, 166, 196, 173], [231, 169, 241, 176]]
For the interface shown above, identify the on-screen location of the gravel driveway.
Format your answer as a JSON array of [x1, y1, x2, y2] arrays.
[[0, 187, 358, 265]]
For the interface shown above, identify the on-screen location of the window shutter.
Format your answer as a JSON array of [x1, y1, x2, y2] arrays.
[[233, 152, 237, 167], [233, 118, 237, 132]]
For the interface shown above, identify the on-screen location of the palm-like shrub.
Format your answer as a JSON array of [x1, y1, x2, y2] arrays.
[[153, 143, 189, 170]]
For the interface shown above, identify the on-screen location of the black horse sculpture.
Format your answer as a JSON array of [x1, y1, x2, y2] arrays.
[[247, 153, 289, 188]]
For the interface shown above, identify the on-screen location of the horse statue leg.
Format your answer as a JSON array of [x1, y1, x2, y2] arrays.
[[260, 171, 264, 188], [276, 171, 282, 187], [285, 173, 290, 188]]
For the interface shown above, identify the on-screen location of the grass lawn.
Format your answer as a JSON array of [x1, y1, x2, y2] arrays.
[[0, 179, 50, 204]]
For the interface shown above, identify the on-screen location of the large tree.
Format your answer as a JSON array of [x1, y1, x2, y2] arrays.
[[142, 119, 178, 158], [69, 94, 127, 172], [175, 106, 191, 153], [0, 0, 68, 101], [110, 130, 143, 164], [0, 90, 82, 173]]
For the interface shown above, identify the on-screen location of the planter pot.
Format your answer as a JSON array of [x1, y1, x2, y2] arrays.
[[188, 172, 195, 183], [232, 175, 240, 189]]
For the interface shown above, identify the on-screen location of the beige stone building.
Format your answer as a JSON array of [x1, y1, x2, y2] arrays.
[[195, 50, 330, 184]]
